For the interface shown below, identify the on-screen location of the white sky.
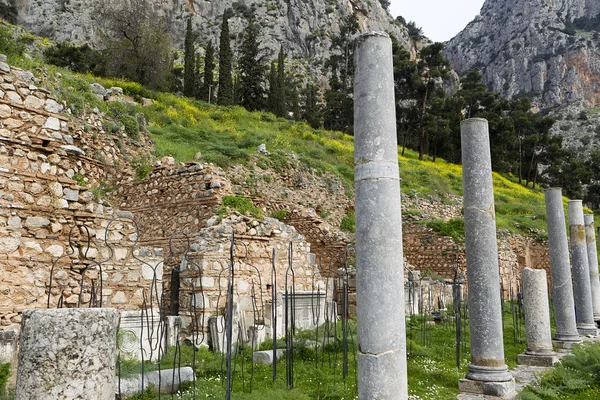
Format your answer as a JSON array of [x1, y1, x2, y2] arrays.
[[389, 0, 486, 43]]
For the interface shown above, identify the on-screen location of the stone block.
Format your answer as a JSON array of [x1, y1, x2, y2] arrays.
[[43, 117, 60, 131], [518, 353, 560, 367], [24, 216, 50, 229], [252, 349, 285, 365], [15, 308, 117, 400], [0, 104, 11, 118], [117, 367, 194, 397], [23, 95, 44, 109], [458, 378, 516, 398], [63, 188, 79, 202]]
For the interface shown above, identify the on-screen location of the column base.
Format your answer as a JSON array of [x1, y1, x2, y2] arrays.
[[553, 333, 582, 350], [458, 378, 516, 398], [517, 352, 560, 367], [576, 323, 598, 336], [465, 363, 513, 382]]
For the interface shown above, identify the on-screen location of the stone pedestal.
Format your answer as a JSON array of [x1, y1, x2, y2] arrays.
[[544, 188, 582, 348], [568, 201, 598, 336], [459, 118, 513, 397], [518, 268, 559, 367], [584, 215, 600, 323], [354, 32, 407, 399], [15, 308, 117, 400]]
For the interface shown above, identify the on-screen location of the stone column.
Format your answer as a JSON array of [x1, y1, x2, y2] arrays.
[[458, 118, 514, 398], [584, 214, 600, 323], [15, 308, 117, 400], [353, 32, 407, 399], [518, 268, 559, 366], [544, 188, 581, 348], [568, 201, 598, 335]]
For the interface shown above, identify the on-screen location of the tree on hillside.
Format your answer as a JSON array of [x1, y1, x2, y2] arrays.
[[200, 41, 215, 102], [96, 0, 173, 90], [267, 60, 279, 114], [323, 12, 358, 133], [301, 83, 322, 129], [457, 68, 497, 119], [276, 48, 286, 117], [238, 13, 266, 111], [183, 17, 196, 98], [218, 10, 234, 106], [416, 43, 450, 160], [378, 0, 391, 11]]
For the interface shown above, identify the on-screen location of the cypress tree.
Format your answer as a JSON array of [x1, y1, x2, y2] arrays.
[[276, 48, 286, 117], [218, 11, 234, 106], [267, 61, 279, 114], [200, 41, 215, 102], [238, 14, 265, 111], [183, 17, 196, 97]]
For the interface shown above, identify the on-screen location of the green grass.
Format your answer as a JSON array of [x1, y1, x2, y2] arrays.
[[520, 342, 600, 399]]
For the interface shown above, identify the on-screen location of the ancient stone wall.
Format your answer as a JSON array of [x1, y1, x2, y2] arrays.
[[164, 215, 328, 344], [0, 62, 161, 330], [115, 163, 228, 245]]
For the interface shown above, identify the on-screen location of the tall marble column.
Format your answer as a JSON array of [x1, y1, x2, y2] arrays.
[[568, 201, 597, 335], [458, 118, 514, 398], [584, 214, 600, 323], [544, 188, 581, 348], [353, 32, 407, 399]]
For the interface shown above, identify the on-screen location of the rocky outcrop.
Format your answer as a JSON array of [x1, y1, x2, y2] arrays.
[[4, 0, 412, 61], [444, 0, 600, 111]]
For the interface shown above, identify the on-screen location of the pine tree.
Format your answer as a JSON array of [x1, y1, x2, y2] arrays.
[[218, 11, 234, 106], [276, 48, 286, 117], [200, 41, 215, 102], [238, 13, 266, 111], [183, 17, 196, 98]]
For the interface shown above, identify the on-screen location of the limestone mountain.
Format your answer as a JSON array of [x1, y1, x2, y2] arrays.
[[444, 0, 600, 112], [1, 0, 412, 60]]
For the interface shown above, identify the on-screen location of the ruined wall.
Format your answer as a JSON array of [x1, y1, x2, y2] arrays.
[[115, 162, 228, 246], [0, 62, 162, 330], [164, 215, 328, 344]]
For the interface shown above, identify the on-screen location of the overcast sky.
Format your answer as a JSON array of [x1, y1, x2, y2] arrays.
[[389, 0, 486, 43]]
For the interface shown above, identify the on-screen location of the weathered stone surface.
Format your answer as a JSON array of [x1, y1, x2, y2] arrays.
[[45, 244, 63, 258], [461, 118, 511, 384], [252, 349, 285, 365], [354, 33, 407, 399], [43, 116, 60, 130], [63, 188, 79, 202], [23, 95, 44, 109], [0, 104, 11, 118], [44, 99, 63, 113], [24, 216, 50, 229], [584, 214, 600, 322], [0, 236, 20, 254], [15, 308, 117, 400], [117, 367, 194, 396], [522, 268, 553, 353], [48, 181, 62, 197], [545, 188, 581, 346], [568, 200, 597, 336]]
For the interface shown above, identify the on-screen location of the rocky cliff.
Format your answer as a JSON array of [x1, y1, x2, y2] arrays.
[[4, 0, 411, 61], [444, 0, 600, 111]]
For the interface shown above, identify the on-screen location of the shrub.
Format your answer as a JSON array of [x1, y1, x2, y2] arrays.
[[340, 213, 355, 232], [270, 209, 288, 221], [120, 114, 140, 140], [425, 218, 465, 242], [0, 363, 9, 394], [218, 196, 261, 218]]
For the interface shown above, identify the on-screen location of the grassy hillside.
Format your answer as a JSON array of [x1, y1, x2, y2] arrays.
[[0, 22, 574, 239]]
